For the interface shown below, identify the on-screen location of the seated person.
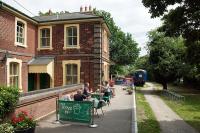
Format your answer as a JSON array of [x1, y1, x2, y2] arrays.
[[102, 81, 112, 95], [74, 90, 86, 101], [83, 82, 91, 97], [61, 95, 72, 101]]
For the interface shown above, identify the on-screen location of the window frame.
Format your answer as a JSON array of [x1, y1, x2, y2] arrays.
[[65, 64, 78, 85], [64, 24, 80, 49], [103, 29, 108, 52], [15, 17, 27, 48], [38, 26, 53, 50], [6, 58, 22, 92], [9, 62, 19, 88], [62, 60, 80, 86]]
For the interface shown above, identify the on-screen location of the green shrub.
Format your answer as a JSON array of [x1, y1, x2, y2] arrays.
[[0, 86, 20, 121], [126, 86, 134, 90], [0, 123, 14, 133]]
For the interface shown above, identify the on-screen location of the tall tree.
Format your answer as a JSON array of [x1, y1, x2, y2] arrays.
[[147, 30, 186, 89], [94, 10, 140, 65], [142, 0, 200, 84], [94, 10, 140, 74]]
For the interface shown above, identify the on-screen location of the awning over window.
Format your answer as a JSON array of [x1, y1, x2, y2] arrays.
[[28, 57, 54, 78]]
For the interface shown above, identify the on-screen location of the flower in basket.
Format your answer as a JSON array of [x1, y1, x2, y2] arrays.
[[11, 111, 36, 132]]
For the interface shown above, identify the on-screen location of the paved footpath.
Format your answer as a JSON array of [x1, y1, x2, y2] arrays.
[[36, 85, 133, 133], [143, 83, 198, 133]]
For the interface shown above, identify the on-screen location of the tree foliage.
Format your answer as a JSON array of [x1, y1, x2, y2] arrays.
[[147, 30, 186, 89], [94, 10, 140, 66], [142, 0, 200, 85], [133, 55, 155, 81], [38, 10, 69, 16], [142, 0, 200, 43]]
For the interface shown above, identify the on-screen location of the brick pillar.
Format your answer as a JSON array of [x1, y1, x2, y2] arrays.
[[93, 23, 102, 90]]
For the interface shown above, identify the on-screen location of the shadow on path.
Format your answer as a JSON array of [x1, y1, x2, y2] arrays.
[[36, 108, 132, 133], [138, 119, 200, 133]]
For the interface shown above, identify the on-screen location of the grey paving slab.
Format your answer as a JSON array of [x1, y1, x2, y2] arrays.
[[143, 83, 198, 133], [36, 85, 133, 133]]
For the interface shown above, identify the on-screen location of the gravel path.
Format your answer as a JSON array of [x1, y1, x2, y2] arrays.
[[36, 85, 133, 133], [143, 83, 198, 133]]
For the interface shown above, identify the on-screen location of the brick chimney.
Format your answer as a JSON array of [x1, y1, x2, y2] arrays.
[[48, 9, 52, 15], [89, 5, 92, 11], [85, 6, 88, 12], [80, 6, 83, 12]]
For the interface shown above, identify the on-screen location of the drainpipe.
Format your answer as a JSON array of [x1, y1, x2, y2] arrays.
[[5, 57, 7, 86], [100, 23, 103, 87]]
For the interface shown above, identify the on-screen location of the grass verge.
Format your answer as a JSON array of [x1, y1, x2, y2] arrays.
[[152, 83, 200, 132], [136, 90, 160, 133]]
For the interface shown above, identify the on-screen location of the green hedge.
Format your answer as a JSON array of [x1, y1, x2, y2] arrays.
[[0, 123, 14, 133], [0, 86, 20, 121]]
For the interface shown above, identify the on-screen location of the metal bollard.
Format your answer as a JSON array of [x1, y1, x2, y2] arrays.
[[53, 98, 60, 124]]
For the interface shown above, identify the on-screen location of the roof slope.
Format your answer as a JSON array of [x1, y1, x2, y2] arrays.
[[33, 12, 100, 22], [28, 57, 54, 65]]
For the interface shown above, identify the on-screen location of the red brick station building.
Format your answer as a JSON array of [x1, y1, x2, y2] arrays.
[[0, 1, 110, 119]]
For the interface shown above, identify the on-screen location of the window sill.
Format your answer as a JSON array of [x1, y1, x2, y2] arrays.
[[63, 46, 80, 50], [15, 42, 27, 48], [37, 47, 53, 51]]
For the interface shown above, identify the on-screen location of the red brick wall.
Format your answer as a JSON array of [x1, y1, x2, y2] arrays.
[[4, 54, 33, 92], [0, 8, 101, 91], [0, 9, 37, 91], [15, 97, 57, 120], [0, 53, 6, 86], [37, 22, 96, 90], [54, 56, 95, 90], [0, 9, 36, 55], [15, 85, 81, 120], [37, 22, 95, 55], [0, 53, 33, 91]]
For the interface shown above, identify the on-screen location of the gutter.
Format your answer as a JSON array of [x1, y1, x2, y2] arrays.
[[0, 1, 38, 24], [37, 17, 102, 24]]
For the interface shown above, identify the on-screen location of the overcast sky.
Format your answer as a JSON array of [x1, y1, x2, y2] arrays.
[[3, 0, 162, 56]]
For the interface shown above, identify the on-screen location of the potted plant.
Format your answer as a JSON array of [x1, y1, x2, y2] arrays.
[[0, 86, 20, 122], [11, 111, 36, 133], [127, 89, 133, 94], [127, 87, 133, 94]]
